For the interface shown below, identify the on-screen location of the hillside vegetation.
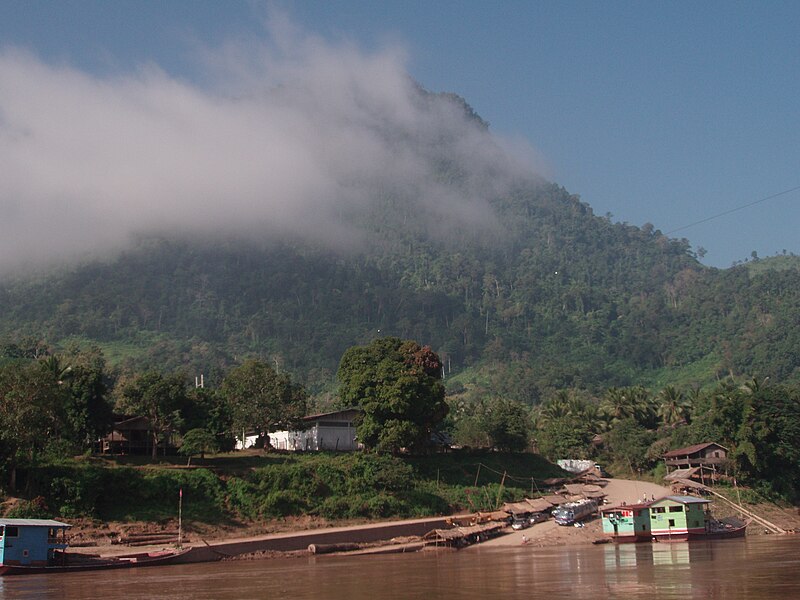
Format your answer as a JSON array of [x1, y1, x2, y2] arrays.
[[1, 186, 798, 400], [7, 451, 565, 524]]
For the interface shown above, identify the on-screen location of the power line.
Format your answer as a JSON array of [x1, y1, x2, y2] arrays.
[[665, 185, 800, 235]]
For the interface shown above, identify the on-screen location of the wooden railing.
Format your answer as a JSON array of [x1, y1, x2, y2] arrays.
[[665, 457, 726, 467]]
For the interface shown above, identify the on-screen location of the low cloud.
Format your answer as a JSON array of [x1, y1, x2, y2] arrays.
[[0, 14, 542, 273]]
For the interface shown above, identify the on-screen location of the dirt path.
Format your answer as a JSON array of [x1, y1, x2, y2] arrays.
[[479, 478, 672, 548]]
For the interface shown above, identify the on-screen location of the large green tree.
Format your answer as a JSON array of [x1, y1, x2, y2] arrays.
[[482, 397, 531, 452], [337, 337, 448, 453], [0, 360, 65, 488], [179, 428, 220, 466], [118, 371, 188, 459], [58, 345, 114, 448], [220, 360, 307, 449]]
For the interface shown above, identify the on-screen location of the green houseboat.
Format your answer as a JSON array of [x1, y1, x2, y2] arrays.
[[601, 495, 747, 543], [600, 503, 652, 543], [649, 496, 709, 540]]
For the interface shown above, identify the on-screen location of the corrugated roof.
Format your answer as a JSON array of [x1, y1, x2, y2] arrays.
[[670, 478, 711, 491], [664, 442, 727, 458], [652, 495, 710, 505], [664, 467, 699, 481], [0, 518, 70, 527], [601, 502, 651, 513], [302, 408, 361, 421]]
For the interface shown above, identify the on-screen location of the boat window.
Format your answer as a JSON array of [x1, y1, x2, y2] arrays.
[[6, 526, 18, 537], [669, 506, 684, 513], [669, 519, 675, 527], [0, 526, 4, 537], [651, 507, 665, 514]]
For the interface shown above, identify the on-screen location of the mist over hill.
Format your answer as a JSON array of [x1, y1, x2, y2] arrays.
[[1, 26, 798, 398], [3, 140, 798, 400]]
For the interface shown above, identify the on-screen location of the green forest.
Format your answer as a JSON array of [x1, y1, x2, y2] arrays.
[[2, 182, 798, 400]]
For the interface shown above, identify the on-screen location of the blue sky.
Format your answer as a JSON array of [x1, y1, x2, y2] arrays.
[[1, 1, 798, 268]]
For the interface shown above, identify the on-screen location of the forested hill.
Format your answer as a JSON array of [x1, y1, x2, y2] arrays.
[[1, 91, 798, 399]]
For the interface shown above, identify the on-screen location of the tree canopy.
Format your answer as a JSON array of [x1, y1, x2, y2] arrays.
[[338, 337, 448, 453], [117, 371, 188, 459], [220, 359, 307, 448]]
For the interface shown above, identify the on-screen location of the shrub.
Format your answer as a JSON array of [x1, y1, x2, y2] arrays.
[[6, 496, 50, 519]]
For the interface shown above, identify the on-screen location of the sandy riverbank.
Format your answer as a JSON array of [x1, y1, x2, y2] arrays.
[[69, 477, 798, 559], [478, 477, 673, 548]]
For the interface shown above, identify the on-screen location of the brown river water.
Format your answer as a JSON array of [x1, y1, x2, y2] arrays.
[[1, 535, 798, 599]]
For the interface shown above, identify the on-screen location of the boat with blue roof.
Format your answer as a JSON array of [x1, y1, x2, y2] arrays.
[[0, 518, 190, 575]]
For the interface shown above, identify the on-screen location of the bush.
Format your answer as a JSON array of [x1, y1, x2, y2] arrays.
[[6, 496, 50, 519], [261, 490, 308, 517]]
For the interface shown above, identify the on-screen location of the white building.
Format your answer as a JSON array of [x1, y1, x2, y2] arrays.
[[237, 408, 361, 452]]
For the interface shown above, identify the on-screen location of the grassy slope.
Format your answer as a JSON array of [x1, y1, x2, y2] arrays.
[[7, 450, 567, 525]]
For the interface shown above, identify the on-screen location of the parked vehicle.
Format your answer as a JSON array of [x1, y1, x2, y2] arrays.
[[553, 500, 597, 526], [528, 512, 548, 525], [511, 517, 530, 530]]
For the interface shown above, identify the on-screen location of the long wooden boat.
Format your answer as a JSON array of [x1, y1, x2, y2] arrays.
[[653, 521, 748, 543], [0, 548, 193, 576]]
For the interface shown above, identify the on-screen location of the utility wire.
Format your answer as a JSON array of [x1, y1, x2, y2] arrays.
[[665, 185, 800, 235]]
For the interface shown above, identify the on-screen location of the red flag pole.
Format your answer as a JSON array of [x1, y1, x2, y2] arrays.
[[178, 487, 183, 549]]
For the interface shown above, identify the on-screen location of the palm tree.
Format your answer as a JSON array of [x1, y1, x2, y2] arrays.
[[40, 354, 72, 384], [657, 385, 690, 426], [740, 376, 769, 395], [600, 387, 636, 422], [629, 386, 656, 427], [537, 394, 571, 425]]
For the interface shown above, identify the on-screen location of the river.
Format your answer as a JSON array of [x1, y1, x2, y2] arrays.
[[2, 535, 798, 599]]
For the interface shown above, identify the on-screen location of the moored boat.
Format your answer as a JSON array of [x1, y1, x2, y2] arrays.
[[601, 496, 748, 544], [0, 518, 192, 576], [0, 548, 194, 576]]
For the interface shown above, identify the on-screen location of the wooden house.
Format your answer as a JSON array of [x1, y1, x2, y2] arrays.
[[99, 416, 176, 456], [663, 442, 727, 474], [0, 519, 70, 567]]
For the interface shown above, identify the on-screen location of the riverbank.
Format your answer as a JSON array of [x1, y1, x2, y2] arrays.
[[65, 478, 669, 558], [61, 476, 800, 561], [479, 477, 673, 548]]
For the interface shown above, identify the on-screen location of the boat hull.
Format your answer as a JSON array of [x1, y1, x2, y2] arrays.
[[0, 549, 193, 576], [652, 524, 748, 543], [605, 534, 652, 544], [608, 524, 748, 544]]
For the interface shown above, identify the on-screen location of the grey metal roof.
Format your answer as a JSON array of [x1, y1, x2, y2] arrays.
[[655, 495, 710, 505], [0, 518, 71, 527]]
